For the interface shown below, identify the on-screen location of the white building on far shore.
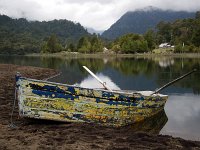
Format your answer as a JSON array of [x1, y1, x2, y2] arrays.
[[159, 43, 172, 48]]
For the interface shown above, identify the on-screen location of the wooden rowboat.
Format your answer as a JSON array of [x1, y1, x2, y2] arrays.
[[15, 77, 167, 127], [15, 68, 196, 127]]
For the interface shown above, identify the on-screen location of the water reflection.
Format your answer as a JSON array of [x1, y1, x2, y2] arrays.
[[124, 109, 168, 135], [148, 56, 175, 68], [161, 94, 200, 141], [0, 55, 199, 94], [0, 55, 200, 140], [77, 73, 120, 90], [158, 58, 174, 68]]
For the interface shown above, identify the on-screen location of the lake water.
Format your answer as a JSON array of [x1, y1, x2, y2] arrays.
[[0, 55, 200, 141]]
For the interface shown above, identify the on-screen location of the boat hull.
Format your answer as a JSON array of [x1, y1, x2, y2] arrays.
[[16, 76, 168, 127]]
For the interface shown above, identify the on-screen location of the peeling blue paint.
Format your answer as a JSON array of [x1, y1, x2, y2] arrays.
[[102, 91, 114, 98], [96, 99, 137, 106], [17, 77, 168, 127], [68, 87, 75, 94], [32, 89, 78, 100]]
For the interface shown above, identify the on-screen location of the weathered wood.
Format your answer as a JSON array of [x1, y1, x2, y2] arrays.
[[152, 69, 197, 95], [16, 75, 168, 127]]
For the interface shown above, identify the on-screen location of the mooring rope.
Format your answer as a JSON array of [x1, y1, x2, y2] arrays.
[[8, 71, 61, 128], [43, 72, 62, 81], [9, 87, 18, 128]]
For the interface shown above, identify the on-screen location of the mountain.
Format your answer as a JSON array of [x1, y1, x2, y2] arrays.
[[102, 7, 195, 40], [86, 27, 103, 35], [0, 15, 89, 54]]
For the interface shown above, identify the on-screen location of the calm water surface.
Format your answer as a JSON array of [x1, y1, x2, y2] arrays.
[[0, 55, 200, 141]]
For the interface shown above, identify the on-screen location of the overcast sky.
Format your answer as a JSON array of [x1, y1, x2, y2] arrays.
[[0, 0, 200, 30]]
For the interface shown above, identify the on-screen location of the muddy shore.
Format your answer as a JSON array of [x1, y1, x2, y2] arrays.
[[0, 64, 200, 150]]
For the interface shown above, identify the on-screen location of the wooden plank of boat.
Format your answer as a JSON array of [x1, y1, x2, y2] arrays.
[[15, 69, 196, 127], [15, 75, 167, 127]]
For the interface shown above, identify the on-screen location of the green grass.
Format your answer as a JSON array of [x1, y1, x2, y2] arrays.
[[152, 47, 174, 54]]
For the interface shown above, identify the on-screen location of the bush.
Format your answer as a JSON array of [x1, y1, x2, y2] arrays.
[[111, 34, 150, 53]]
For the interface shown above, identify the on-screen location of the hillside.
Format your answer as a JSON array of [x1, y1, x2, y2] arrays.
[[0, 15, 89, 54], [86, 27, 103, 35], [102, 7, 195, 40]]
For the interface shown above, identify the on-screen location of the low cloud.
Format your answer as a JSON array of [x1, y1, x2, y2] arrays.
[[0, 0, 199, 30]]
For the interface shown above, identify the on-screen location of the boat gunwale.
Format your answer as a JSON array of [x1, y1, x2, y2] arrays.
[[17, 76, 168, 98]]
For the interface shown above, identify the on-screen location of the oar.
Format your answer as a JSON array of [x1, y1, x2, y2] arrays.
[[83, 66, 113, 92], [152, 69, 197, 95]]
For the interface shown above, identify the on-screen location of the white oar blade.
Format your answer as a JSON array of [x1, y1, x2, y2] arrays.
[[83, 66, 113, 92], [83, 66, 103, 84]]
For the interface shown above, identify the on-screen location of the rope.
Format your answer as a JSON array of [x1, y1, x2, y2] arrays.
[[8, 71, 61, 128], [43, 72, 62, 81], [8, 87, 18, 128]]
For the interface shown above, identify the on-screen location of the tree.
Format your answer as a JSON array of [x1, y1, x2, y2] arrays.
[[90, 36, 103, 53], [47, 34, 58, 53], [109, 33, 150, 53], [41, 42, 48, 53], [155, 13, 200, 53], [144, 29, 156, 51], [41, 34, 63, 53], [111, 44, 121, 53], [77, 37, 91, 53], [76, 35, 104, 53], [68, 43, 76, 52], [192, 27, 200, 47], [195, 11, 200, 19], [156, 21, 172, 43], [0, 15, 89, 54]]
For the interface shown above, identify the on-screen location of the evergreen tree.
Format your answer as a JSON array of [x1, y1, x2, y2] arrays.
[[77, 37, 91, 53], [68, 43, 76, 52], [144, 29, 156, 51], [155, 13, 200, 53], [156, 21, 172, 43], [0, 15, 89, 54], [47, 34, 58, 53], [41, 34, 63, 53], [90, 35, 103, 53], [111, 34, 149, 53], [192, 27, 200, 47]]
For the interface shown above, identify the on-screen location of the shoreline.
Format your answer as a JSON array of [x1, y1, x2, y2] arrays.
[[0, 64, 200, 149], [24, 52, 200, 58]]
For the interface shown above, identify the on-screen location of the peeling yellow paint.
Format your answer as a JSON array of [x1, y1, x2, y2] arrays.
[[16, 77, 168, 127]]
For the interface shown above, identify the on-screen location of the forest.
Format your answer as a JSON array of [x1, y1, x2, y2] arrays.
[[156, 11, 200, 53], [0, 11, 200, 54], [0, 15, 89, 54], [109, 11, 200, 53], [41, 11, 200, 54]]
